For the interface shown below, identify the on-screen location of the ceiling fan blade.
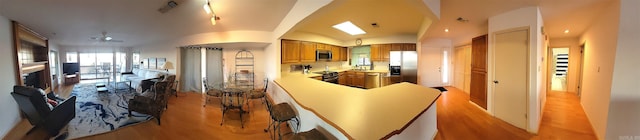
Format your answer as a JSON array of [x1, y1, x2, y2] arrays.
[[107, 40, 124, 43]]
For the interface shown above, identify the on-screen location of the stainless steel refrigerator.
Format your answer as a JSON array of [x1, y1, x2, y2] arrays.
[[390, 51, 418, 84]]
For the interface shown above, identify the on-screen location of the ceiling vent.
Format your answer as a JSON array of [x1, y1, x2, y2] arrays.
[[456, 17, 469, 23], [158, 1, 179, 13], [371, 23, 379, 28]]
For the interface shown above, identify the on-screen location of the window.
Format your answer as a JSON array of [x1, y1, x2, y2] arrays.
[[442, 50, 449, 83], [133, 52, 140, 69], [66, 52, 78, 63], [356, 54, 371, 66]]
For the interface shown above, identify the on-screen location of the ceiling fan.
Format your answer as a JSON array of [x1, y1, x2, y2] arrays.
[[90, 31, 123, 43]]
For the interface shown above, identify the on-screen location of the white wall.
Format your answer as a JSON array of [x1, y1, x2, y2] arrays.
[[419, 38, 452, 87], [222, 48, 266, 88], [578, 1, 620, 139], [265, 0, 334, 80], [487, 6, 545, 133], [282, 31, 345, 46], [606, 0, 640, 139], [0, 15, 20, 139], [549, 37, 581, 93]]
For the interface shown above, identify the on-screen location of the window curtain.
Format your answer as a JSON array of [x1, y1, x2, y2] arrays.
[[180, 47, 202, 92], [206, 48, 224, 88]]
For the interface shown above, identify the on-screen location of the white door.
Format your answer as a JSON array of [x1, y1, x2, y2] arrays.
[[422, 47, 443, 87], [494, 29, 528, 129]]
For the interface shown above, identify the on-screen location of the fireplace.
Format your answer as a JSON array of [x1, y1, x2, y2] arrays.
[[22, 70, 45, 89]]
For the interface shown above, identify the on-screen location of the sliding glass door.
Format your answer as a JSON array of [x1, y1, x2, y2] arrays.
[[79, 53, 113, 79]]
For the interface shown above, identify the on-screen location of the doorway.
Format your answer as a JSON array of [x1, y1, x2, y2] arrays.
[[493, 28, 529, 129], [422, 47, 446, 87], [549, 48, 569, 91]]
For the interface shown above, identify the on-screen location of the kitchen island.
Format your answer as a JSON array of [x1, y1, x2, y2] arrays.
[[270, 73, 441, 139]]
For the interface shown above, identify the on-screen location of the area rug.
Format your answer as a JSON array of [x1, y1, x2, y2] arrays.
[[431, 86, 448, 92], [67, 83, 152, 139]]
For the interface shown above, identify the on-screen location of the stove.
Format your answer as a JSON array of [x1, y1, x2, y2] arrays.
[[313, 71, 339, 84]]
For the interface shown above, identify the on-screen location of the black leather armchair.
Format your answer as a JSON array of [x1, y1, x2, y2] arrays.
[[11, 86, 76, 136]]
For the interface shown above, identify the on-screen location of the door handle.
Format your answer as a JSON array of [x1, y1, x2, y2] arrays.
[[493, 80, 499, 84]]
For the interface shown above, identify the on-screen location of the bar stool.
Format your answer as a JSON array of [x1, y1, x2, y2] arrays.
[[291, 128, 329, 140], [264, 96, 299, 140]]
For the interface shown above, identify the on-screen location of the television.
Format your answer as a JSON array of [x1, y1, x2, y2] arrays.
[[63, 63, 80, 75]]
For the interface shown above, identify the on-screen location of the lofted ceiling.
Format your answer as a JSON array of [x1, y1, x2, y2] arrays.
[[0, 0, 616, 48], [289, 0, 429, 41], [424, 0, 615, 46], [0, 0, 296, 47]]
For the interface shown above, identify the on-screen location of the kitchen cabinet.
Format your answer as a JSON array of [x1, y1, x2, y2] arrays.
[[338, 72, 347, 85], [371, 44, 390, 62], [345, 71, 354, 86], [380, 44, 391, 60], [391, 44, 403, 51], [390, 76, 403, 84], [341, 47, 348, 61], [331, 45, 341, 61], [281, 40, 301, 64], [300, 41, 317, 62], [354, 72, 365, 88], [403, 44, 416, 51], [317, 43, 330, 50]]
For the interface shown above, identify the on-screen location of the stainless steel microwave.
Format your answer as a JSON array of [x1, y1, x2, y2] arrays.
[[316, 50, 332, 61]]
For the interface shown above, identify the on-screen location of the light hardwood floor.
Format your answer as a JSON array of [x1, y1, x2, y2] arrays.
[[4, 84, 596, 140], [435, 87, 597, 140]]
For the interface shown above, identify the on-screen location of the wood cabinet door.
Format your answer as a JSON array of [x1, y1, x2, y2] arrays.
[[300, 41, 317, 62], [391, 44, 403, 51], [390, 76, 403, 84], [338, 72, 347, 85], [403, 44, 416, 51], [355, 72, 366, 87], [341, 47, 348, 61], [332, 46, 341, 61], [470, 34, 488, 109], [370, 44, 381, 61], [346, 72, 354, 86], [380, 44, 391, 60], [281, 40, 300, 64]]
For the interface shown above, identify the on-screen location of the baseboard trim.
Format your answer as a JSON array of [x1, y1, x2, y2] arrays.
[[468, 101, 491, 115]]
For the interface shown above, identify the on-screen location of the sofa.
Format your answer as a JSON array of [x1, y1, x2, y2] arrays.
[[121, 69, 171, 92]]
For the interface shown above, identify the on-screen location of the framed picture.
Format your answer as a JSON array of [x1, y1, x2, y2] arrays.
[[142, 59, 149, 69], [157, 58, 166, 69], [149, 58, 157, 69]]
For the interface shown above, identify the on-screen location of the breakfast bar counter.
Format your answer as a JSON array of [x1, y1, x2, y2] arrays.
[[271, 74, 441, 139]]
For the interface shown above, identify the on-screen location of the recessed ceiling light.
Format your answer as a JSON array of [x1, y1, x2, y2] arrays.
[[333, 21, 366, 35], [444, 28, 449, 32], [564, 29, 569, 34]]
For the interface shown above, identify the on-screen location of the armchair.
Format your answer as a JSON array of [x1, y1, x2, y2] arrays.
[[128, 81, 170, 125], [11, 86, 76, 136]]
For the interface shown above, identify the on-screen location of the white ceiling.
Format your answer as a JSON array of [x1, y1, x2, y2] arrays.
[[424, 0, 614, 46], [0, 0, 296, 47], [0, 0, 616, 48], [289, 0, 428, 41]]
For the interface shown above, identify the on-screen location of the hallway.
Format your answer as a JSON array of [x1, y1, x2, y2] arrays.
[[435, 87, 597, 140]]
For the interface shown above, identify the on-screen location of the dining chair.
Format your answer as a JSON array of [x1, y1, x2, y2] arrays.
[[246, 78, 268, 112]]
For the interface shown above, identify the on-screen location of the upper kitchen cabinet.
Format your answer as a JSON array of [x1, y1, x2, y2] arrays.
[[380, 44, 391, 60], [340, 47, 348, 61], [331, 45, 341, 61], [317, 43, 331, 50], [300, 41, 317, 62], [391, 44, 403, 51], [403, 44, 416, 51], [370, 44, 381, 61], [370, 44, 391, 62], [281, 39, 301, 64]]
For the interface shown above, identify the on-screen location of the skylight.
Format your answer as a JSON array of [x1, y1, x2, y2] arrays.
[[332, 21, 366, 35]]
